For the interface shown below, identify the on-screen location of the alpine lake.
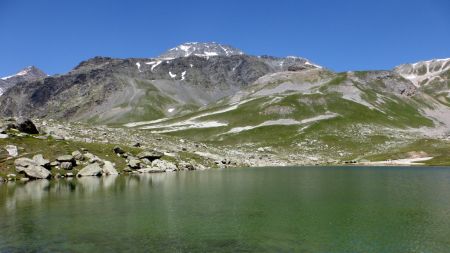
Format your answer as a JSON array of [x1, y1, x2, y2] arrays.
[[1, 166, 450, 252]]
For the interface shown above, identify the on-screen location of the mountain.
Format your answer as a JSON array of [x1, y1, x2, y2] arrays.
[[0, 43, 449, 165], [0, 66, 47, 96], [0, 43, 319, 123]]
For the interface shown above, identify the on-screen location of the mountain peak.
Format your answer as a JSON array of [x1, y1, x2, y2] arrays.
[[1, 66, 47, 81], [158, 42, 245, 59]]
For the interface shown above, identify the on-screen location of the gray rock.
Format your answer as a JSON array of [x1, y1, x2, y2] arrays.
[[23, 165, 51, 179], [83, 152, 102, 163], [77, 163, 103, 177], [71, 150, 83, 161], [0, 134, 8, 139], [33, 154, 50, 168], [127, 157, 141, 169], [102, 161, 119, 175], [50, 161, 59, 167], [5, 145, 18, 157], [20, 177, 30, 182], [137, 150, 163, 161], [65, 172, 74, 177], [60, 162, 73, 170], [56, 155, 74, 163], [14, 157, 37, 172], [151, 159, 177, 171]]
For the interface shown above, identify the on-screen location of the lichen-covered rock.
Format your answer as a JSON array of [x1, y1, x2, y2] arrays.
[[23, 165, 51, 179], [60, 162, 73, 170], [71, 150, 84, 161]]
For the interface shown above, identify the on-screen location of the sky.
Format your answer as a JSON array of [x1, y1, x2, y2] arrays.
[[1, 0, 450, 76]]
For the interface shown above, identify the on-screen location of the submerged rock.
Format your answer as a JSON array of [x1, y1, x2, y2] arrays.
[[77, 163, 103, 177]]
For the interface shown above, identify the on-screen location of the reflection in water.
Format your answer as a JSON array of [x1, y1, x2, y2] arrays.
[[1, 167, 450, 252]]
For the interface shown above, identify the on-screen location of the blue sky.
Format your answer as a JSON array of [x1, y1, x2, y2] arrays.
[[1, 0, 449, 76]]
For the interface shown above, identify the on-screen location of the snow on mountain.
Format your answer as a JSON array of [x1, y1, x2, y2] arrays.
[[158, 42, 244, 59], [394, 58, 450, 86]]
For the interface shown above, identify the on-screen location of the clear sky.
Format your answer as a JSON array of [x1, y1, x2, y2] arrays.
[[1, 0, 449, 76]]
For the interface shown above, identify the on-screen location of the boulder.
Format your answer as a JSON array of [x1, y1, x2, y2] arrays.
[[0, 134, 8, 139], [178, 161, 195, 171], [71, 150, 84, 161], [56, 155, 75, 164], [60, 162, 73, 170], [137, 150, 163, 161], [14, 157, 37, 172], [65, 172, 74, 177], [23, 165, 51, 179], [102, 161, 119, 175], [113, 146, 125, 155], [5, 145, 18, 157], [151, 159, 177, 171], [127, 157, 141, 169], [16, 118, 39, 134], [83, 152, 102, 163], [33, 154, 50, 168], [77, 163, 103, 177]]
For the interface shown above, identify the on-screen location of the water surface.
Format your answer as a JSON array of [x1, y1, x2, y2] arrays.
[[1, 166, 450, 252]]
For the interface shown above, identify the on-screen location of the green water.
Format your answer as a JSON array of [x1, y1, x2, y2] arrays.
[[1, 167, 450, 252]]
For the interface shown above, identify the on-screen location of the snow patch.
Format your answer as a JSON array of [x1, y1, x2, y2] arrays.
[[181, 71, 187, 80], [136, 62, 142, 72], [169, 71, 177, 78], [223, 113, 339, 134], [145, 60, 162, 71], [167, 108, 175, 113]]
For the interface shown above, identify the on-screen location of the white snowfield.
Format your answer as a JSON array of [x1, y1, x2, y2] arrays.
[[396, 58, 450, 86], [223, 113, 339, 135], [124, 98, 257, 132]]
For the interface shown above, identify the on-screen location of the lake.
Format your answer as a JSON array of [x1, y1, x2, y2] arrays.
[[1, 166, 450, 252]]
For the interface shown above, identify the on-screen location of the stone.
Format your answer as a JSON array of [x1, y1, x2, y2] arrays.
[[20, 177, 30, 182], [16, 118, 40, 134], [83, 152, 102, 163], [56, 155, 75, 163], [14, 158, 37, 172], [123, 167, 133, 172], [71, 150, 83, 161], [102, 161, 119, 175], [50, 161, 59, 167], [136, 150, 163, 161], [60, 162, 73, 170], [127, 157, 141, 169], [151, 159, 177, 171], [33, 154, 50, 168], [23, 165, 51, 179], [77, 163, 103, 177], [5, 145, 18, 157], [133, 142, 141, 147], [178, 161, 195, 171], [0, 134, 8, 139], [113, 146, 125, 155], [65, 172, 74, 177]]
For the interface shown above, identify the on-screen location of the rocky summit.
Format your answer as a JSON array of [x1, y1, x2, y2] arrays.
[[1, 42, 450, 181]]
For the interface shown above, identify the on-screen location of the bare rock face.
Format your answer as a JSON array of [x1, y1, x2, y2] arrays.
[[77, 163, 103, 177]]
